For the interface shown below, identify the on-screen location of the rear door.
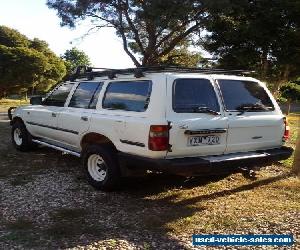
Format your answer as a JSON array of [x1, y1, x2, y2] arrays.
[[216, 78, 284, 153], [101, 80, 152, 153], [166, 75, 229, 158]]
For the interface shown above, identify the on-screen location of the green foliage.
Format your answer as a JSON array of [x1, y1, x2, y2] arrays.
[[159, 44, 203, 67], [61, 47, 91, 74], [0, 26, 66, 96], [280, 82, 300, 103], [47, 0, 204, 66], [203, 0, 300, 84], [0, 26, 30, 48]]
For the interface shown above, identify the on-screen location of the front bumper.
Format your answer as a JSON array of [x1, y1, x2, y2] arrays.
[[119, 146, 294, 176]]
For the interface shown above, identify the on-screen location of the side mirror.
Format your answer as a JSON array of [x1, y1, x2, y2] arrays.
[[30, 96, 43, 105]]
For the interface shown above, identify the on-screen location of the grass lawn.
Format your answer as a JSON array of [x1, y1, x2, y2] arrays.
[[0, 98, 29, 112]]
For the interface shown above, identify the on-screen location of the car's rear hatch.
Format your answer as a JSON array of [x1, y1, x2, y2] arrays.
[[165, 74, 285, 159], [215, 76, 285, 153]]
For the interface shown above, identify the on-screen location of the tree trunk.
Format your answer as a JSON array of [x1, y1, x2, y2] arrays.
[[293, 116, 300, 177], [287, 100, 291, 115], [273, 64, 291, 97], [260, 49, 268, 79]]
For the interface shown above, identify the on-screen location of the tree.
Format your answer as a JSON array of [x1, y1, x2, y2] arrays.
[[293, 124, 300, 177], [47, 0, 205, 66], [61, 47, 91, 74], [158, 43, 203, 67], [0, 25, 30, 48], [0, 45, 48, 95], [280, 82, 300, 114], [0, 26, 66, 96], [202, 0, 300, 90]]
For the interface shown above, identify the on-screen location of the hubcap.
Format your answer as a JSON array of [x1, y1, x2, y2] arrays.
[[87, 154, 107, 182], [14, 128, 23, 146]]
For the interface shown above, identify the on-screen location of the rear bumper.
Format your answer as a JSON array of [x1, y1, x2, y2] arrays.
[[118, 146, 294, 176]]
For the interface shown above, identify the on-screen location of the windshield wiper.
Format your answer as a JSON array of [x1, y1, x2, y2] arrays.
[[236, 103, 272, 115], [175, 106, 220, 115], [192, 106, 220, 115]]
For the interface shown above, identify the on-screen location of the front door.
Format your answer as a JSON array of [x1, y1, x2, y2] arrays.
[[25, 82, 74, 141]]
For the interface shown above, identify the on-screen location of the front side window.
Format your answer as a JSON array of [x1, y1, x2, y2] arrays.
[[43, 83, 73, 107], [69, 82, 103, 109], [173, 78, 220, 113], [103, 81, 152, 112], [218, 80, 275, 111]]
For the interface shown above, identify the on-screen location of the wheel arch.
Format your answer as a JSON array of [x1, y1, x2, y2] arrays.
[[11, 116, 24, 125], [80, 132, 117, 152]]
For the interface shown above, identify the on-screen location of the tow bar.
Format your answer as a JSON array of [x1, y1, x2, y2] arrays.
[[239, 167, 257, 180]]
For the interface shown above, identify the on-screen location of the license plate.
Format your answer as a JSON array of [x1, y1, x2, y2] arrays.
[[188, 135, 220, 146]]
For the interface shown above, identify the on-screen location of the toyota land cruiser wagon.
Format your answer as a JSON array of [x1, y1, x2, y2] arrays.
[[10, 67, 293, 190]]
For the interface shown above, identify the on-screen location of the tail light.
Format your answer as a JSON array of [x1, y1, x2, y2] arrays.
[[283, 117, 290, 141], [148, 125, 169, 151]]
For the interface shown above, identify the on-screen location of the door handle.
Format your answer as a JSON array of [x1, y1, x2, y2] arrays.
[[51, 112, 57, 117], [81, 116, 88, 121]]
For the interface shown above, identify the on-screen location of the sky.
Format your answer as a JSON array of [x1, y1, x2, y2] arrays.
[[0, 0, 135, 68]]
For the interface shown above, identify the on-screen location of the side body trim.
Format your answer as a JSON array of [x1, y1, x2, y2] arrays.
[[27, 121, 79, 135]]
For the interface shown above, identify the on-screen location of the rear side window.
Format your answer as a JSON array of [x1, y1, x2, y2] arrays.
[[69, 82, 103, 109], [218, 80, 275, 111], [173, 78, 220, 113], [43, 83, 73, 107], [103, 81, 152, 112]]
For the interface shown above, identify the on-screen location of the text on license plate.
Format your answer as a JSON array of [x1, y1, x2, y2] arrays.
[[188, 135, 220, 146]]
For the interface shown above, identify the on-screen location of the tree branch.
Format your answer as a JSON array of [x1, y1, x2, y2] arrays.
[[123, 0, 145, 54], [87, 7, 140, 66], [156, 11, 203, 52], [117, 6, 141, 66], [86, 12, 117, 27], [158, 23, 201, 58]]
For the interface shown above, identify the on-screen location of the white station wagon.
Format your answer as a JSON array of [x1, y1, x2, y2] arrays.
[[10, 67, 293, 190]]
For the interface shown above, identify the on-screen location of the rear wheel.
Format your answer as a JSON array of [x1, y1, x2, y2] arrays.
[[11, 121, 36, 151], [83, 144, 120, 191]]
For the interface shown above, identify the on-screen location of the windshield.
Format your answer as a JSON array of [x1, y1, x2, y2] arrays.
[[218, 80, 275, 111]]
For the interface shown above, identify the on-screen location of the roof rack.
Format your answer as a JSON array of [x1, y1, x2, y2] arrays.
[[69, 65, 254, 80]]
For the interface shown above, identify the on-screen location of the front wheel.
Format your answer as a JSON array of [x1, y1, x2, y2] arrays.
[[83, 144, 121, 191], [11, 121, 35, 151]]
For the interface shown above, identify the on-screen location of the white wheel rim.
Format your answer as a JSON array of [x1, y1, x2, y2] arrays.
[[87, 154, 107, 182], [14, 128, 23, 146]]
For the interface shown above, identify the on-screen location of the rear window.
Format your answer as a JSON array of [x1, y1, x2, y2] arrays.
[[102, 81, 152, 112], [173, 78, 220, 113], [218, 80, 275, 111]]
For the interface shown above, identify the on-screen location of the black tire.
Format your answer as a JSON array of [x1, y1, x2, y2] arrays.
[[82, 144, 121, 191], [8, 107, 16, 121], [11, 121, 35, 151]]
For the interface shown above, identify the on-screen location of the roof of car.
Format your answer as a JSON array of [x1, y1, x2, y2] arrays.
[[70, 66, 256, 82]]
